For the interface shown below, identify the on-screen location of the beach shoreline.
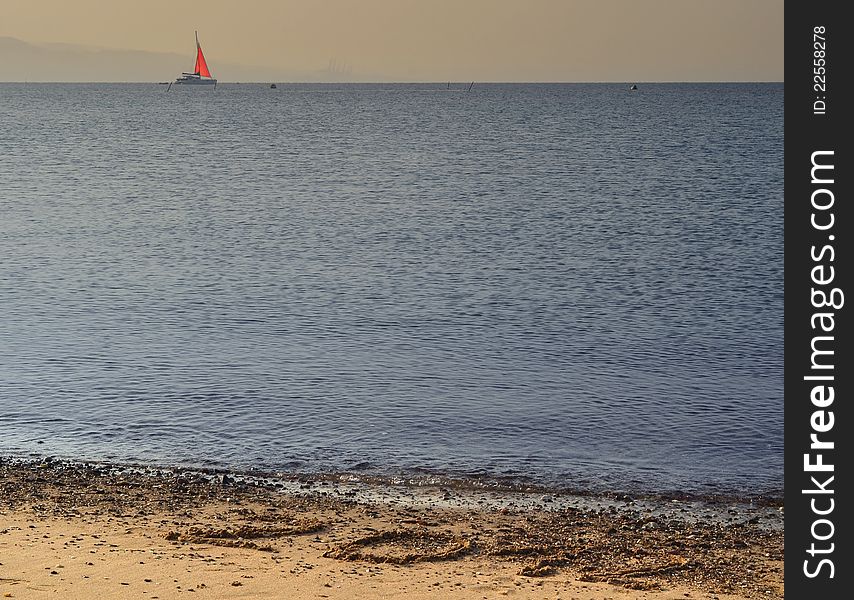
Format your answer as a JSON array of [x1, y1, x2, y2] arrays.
[[1, 457, 783, 599], [0, 449, 784, 505]]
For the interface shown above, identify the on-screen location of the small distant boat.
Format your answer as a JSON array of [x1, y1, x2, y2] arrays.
[[174, 31, 217, 85], [629, 84, 638, 91], [270, 83, 277, 89]]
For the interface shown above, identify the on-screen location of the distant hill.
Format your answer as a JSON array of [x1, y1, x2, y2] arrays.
[[0, 37, 334, 83], [0, 37, 190, 82]]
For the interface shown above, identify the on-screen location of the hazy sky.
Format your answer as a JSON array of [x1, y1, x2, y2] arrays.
[[1, 0, 783, 82]]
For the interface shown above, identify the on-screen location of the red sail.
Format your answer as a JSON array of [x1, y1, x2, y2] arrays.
[[195, 44, 212, 78]]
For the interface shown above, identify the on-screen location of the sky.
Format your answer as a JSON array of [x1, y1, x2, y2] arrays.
[[0, 0, 784, 82]]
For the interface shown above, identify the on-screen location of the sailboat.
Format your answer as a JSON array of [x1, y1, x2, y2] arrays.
[[174, 31, 217, 85]]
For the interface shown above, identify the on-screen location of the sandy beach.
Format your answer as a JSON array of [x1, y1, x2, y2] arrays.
[[1, 459, 783, 599]]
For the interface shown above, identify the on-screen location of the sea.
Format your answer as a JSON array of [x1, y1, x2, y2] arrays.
[[0, 83, 783, 498]]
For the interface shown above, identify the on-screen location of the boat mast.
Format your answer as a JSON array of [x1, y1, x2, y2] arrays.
[[194, 31, 201, 77]]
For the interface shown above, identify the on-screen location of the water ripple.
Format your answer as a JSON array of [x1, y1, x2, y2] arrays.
[[0, 83, 783, 495]]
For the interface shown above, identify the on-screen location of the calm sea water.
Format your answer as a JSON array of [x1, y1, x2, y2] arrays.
[[0, 83, 783, 496]]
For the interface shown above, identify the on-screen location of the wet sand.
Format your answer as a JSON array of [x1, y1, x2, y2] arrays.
[[1, 458, 783, 599]]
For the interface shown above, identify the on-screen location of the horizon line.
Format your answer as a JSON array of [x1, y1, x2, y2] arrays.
[[0, 80, 786, 85]]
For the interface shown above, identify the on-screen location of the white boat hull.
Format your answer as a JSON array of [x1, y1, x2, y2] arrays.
[[174, 74, 217, 85]]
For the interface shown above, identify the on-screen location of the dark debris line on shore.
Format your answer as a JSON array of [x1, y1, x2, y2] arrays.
[[1, 457, 783, 598]]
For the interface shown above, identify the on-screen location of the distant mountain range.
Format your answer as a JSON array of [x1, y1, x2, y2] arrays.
[[0, 37, 348, 82]]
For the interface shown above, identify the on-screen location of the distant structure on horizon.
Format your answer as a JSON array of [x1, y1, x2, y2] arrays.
[[324, 57, 352, 81]]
